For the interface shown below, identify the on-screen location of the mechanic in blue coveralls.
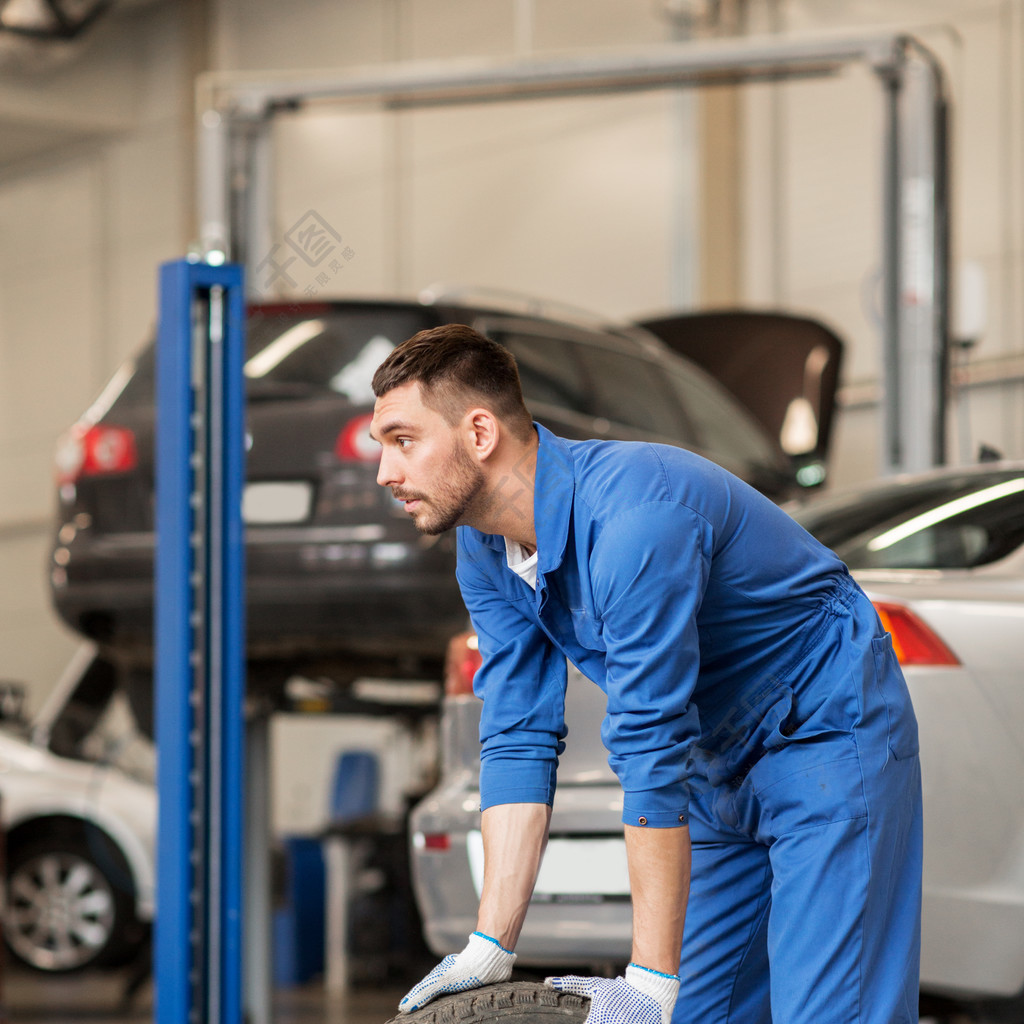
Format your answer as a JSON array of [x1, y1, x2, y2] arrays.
[[369, 324, 923, 1024]]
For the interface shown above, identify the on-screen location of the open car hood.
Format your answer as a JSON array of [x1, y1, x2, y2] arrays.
[[637, 309, 844, 487]]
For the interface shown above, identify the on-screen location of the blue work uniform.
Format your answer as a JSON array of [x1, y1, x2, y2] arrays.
[[456, 424, 923, 1024]]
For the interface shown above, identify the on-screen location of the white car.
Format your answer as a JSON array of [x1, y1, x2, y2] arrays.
[[0, 645, 155, 973], [410, 462, 1024, 1016]]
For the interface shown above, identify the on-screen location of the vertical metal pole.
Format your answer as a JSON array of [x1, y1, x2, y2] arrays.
[[877, 44, 951, 476], [879, 61, 903, 476], [896, 53, 948, 473], [219, 269, 247, 1024], [156, 258, 246, 1024], [929, 64, 952, 465], [240, 116, 276, 299], [197, 108, 232, 265], [155, 260, 199, 1024]]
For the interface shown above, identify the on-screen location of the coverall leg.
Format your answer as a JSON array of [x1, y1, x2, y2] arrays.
[[673, 595, 923, 1024], [674, 795, 773, 1023]]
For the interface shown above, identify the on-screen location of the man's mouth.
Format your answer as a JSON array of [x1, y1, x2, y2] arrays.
[[393, 491, 423, 511]]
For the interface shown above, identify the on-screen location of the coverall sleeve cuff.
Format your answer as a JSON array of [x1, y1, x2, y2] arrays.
[[480, 759, 557, 810], [621, 790, 689, 828]]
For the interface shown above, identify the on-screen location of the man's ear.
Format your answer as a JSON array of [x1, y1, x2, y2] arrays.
[[464, 407, 500, 462]]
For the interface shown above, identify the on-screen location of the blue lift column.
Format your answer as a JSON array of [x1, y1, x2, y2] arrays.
[[155, 259, 247, 1024]]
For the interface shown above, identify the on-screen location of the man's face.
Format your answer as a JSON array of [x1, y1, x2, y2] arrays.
[[370, 382, 485, 535]]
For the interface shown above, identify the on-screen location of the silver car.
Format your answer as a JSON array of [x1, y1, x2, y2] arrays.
[[409, 462, 1024, 1011], [0, 645, 156, 973]]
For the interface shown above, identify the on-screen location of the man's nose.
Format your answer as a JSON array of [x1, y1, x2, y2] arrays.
[[377, 449, 399, 488]]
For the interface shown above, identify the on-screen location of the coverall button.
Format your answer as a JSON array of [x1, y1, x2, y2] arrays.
[[638, 816, 648, 826]]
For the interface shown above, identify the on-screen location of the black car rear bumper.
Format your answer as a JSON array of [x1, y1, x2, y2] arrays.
[[52, 534, 468, 661]]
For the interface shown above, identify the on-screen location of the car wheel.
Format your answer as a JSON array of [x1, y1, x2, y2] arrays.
[[4, 833, 139, 973], [387, 983, 590, 1024]]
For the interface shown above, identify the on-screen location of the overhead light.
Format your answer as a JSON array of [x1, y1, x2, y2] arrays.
[[0, 0, 110, 40]]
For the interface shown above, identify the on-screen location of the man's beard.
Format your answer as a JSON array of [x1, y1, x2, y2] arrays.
[[401, 443, 486, 535]]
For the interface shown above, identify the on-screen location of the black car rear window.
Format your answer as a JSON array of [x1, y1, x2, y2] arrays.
[[109, 306, 432, 410], [662, 361, 782, 468], [572, 341, 696, 440], [792, 470, 1024, 570]]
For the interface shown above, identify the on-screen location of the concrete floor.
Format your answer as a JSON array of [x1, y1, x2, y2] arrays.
[[0, 964, 977, 1024], [1, 964, 407, 1024]]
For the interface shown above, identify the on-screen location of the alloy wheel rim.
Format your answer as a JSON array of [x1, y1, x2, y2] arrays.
[[5, 851, 116, 971]]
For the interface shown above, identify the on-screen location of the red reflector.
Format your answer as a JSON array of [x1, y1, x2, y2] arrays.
[[335, 413, 380, 463], [55, 424, 138, 484], [422, 833, 451, 852], [873, 601, 960, 666], [445, 632, 482, 697]]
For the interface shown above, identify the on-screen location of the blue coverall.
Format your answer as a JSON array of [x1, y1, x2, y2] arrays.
[[456, 425, 923, 1024]]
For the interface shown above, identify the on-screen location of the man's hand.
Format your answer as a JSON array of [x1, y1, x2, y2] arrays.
[[398, 932, 516, 1012], [545, 964, 680, 1024]]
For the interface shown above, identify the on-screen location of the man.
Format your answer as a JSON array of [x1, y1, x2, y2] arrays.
[[370, 324, 922, 1024]]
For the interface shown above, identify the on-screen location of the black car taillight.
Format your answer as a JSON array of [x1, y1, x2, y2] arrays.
[[55, 423, 138, 485], [334, 413, 380, 463]]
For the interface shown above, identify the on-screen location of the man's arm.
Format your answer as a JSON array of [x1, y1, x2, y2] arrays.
[[544, 824, 689, 1024], [477, 802, 553, 949], [396, 801, 551, 1012], [625, 824, 690, 975]]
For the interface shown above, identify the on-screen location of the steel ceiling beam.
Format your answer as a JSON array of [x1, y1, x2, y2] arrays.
[[195, 30, 916, 266]]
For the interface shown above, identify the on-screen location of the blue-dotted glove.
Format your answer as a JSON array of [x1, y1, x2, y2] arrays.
[[399, 931, 516, 1012], [545, 964, 680, 1024]]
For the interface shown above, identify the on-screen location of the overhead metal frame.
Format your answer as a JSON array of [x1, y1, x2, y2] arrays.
[[195, 29, 951, 475]]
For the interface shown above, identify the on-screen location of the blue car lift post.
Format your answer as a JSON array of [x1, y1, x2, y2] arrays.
[[155, 258, 247, 1024]]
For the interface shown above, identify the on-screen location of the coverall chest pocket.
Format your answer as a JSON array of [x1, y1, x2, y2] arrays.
[[872, 633, 920, 760]]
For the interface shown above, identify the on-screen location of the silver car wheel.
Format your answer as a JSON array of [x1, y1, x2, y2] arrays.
[[5, 849, 118, 972]]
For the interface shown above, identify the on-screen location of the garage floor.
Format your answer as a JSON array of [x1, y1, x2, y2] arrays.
[[1, 963, 972, 1024], [2, 964, 406, 1024]]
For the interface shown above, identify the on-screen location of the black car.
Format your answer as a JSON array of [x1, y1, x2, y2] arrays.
[[50, 295, 797, 679]]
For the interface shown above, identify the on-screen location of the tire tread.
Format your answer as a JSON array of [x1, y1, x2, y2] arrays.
[[387, 982, 589, 1024]]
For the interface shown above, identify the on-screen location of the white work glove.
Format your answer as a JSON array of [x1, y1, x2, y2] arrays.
[[545, 964, 680, 1024], [399, 931, 516, 1012]]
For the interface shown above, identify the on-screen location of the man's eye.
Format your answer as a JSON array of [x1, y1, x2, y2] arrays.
[[397, 437, 412, 449]]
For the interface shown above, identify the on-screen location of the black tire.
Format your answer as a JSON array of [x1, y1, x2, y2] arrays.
[[4, 831, 141, 973], [386, 983, 590, 1024]]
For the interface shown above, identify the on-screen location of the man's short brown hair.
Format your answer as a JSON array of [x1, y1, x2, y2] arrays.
[[372, 323, 533, 438]]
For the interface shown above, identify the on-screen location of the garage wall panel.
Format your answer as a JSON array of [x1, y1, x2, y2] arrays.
[[530, 0, 673, 50], [404, 94, 681, 319], [270, 111, 396, 297], [0, 6, 191, 708], [394, 0, 517, 60], [102, 123, 191, 364], [212, 0, 396, 72], [0, 158, 103, 524], [255, 5, 695, 320]]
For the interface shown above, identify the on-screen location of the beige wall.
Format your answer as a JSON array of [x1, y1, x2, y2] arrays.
[[0, 0, 1021, 706], [0, 3, 192, 703]]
